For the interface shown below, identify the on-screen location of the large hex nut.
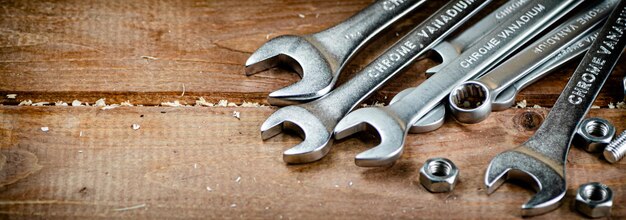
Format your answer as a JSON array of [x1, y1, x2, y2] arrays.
[[573, 118, 615, 152], [419, 158, 459, 193], [575, 182, 613, 218]]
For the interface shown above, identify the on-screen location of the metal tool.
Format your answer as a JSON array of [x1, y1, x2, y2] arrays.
[[390, 30, 600, 133], [490, 30, 599, 110], [261, 0, 492, 164], [245, 0, 427, 106], [605, 129, 626, 163], [334, 0, 583, 167], [426, 0, 533, 75], [485, 1, 626, 216], [449, 2, 613, 124]]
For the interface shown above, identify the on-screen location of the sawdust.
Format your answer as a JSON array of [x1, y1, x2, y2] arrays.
[[241, 101, 262, 107], [31, 102, 49, 106], [6, 94, 16, 99], [161, 100, 183, 107], [131, 124, 140, 130], [609, 102, 616, 109], [591, 105, 601, 109], [101, 104, 119, 110], [114, 203, 146, 212], [140, 55, 158, 60], [195, 97, 214, 107], [55, 101, 68, 106], [94, 98, 106, 107], [18, 100, 32, 106], [533, 105, 541, 109], [617, 101, 626, 109], [515, 100, 527, 108], [72, 100, 82, 106], [120, 101, 133, 106], [217, 100, 228, 107], [41, 127, 49, 132], [180, 83, 185, 97], [232, 111, 240, 120], [298, 13, 305, 18]]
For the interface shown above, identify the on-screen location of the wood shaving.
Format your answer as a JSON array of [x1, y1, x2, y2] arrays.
[[94, 98, 106, 107], [71, 100, 82, 106], [55, 101, 68, 106], [31, 102, 49, 106], [617, 101, 626, 109], [515, 100, 527, 108], [217, 100, 228, 107], [120, 101, 133, 106], [230, 204, 237, 208], [114, 203, 146, 212], [131, 124, 140, 130], [101, 104, 119, 110], [227, 103, 237, 107], [206, 186, 212, 191], [140, 55, 158, 60], [298, 13, 305, 18], [232, 111, 240, 120], [373, 101, 385, 107], [161, 100, 183, 107], [196, 97, 214, 107], [241, 101, 262, 107], [41, 127, 49, 132], [533, 105, 542, 109], [18, 100, 32, 106], [235, 176, 241, 183], [608, 102, 615, 109], [591, 105, 601, 109], [6, 94, 16, 99], [180, 83, 185, 97]]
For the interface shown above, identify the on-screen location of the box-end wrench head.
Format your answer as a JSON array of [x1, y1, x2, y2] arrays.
[[246, 0, 427, 106], [491, 30, 598, 110], [426, 0, 533, 75], [260, 0, 492, 164], [485, 1, 626, 216], [334, 0, 584, 167], [449, 1, 613, 124]]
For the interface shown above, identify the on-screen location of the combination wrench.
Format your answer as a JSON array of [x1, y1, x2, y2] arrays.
[[260, 0, 492, 164], [391, 29, 600, 133], [485, 1, 626, 216], [449, 1, 614, 124], [245, 0, 427, 106], [334, 0, 584, 167]]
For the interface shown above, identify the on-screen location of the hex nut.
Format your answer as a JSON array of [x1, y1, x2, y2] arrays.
[[573, 118, 615, 152], [419, 158, 459, 193], [575, 182, 613, 218]]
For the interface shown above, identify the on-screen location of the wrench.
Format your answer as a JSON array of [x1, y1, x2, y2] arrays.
[[261, 0, 492, 164], [485, 1, 626, 216], [245, 0, 427, 106], [490, 30, 599, 110], [426, 0, 533, 75], [392, 29, 600, 133], [449, 2, 614, 124], [334, 0, 583, 167]]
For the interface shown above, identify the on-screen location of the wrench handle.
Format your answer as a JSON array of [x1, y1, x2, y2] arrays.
[[526, 1, 626, 163], [306, 0, 492, 121], [312, 0, 427, 64]]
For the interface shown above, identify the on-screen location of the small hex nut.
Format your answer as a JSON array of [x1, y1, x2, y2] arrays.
[[575, 182, 613, 218], [419, 158, 459, 193], [574, 118, 615, 152]]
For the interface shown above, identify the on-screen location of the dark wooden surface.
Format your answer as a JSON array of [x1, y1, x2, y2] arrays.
[[0, 0, 625, 219]]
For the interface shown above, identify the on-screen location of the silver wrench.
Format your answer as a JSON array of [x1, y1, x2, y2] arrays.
[[391, 29, 600, 133], [261, 0, 492, 164], [334, 0, 583, 167], [245, 0, 427, 106], [449, 2, 614, 124], [490, 30, 599, 110], [426, 0, 533, 75], [485, 1, 626, 215]]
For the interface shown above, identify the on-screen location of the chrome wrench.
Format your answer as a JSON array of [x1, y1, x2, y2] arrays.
[[245, 0, 428, 106], [426, 0, 533, 75], [261, 0, 492, 164], [334, 0, 583, 167], [485, 1, 626, 215], [490, 30, 599, 110], [391, 29, 599, 133], [449, 1, 614, 124]]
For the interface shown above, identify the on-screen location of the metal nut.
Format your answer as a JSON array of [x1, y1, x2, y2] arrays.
[[419, 158, 459, 193], [573, 118, 615, 152], [575, 182, 613, 218]]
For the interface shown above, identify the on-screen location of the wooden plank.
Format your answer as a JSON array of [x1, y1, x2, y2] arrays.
[[1, 0, 624, 107], [1, 106, 625, 219]]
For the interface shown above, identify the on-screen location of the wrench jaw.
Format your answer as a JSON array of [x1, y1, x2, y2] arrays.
[[334, 108, 406, 167], [485, 150, 567, 217], [245, 35, 334, 106], [449, 81, 492, 124], [260, 106, 332, 164], [425, 42, 462, 76]]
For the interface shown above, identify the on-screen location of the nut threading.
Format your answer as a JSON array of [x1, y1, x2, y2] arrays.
[[604, 130, 626, 163], [428, 160, 452, 177], [586, 121, 610, 137]]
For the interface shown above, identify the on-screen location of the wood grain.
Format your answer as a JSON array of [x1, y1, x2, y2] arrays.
[[1, 0, 626, 219], [0, 106, 625, 219]]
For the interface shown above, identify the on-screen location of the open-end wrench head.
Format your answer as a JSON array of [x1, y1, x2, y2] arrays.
[[246, 35, 334, 106], [261, 106, 332, 163], [425, 42, 461, 76], [485, 149, 566, 216], [390, 88, 445, 133], [449, 81, 492, 124], [334, 107, 405, 167]]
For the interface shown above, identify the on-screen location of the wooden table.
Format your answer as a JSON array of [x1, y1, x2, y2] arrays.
[[1, 1, 625, 219]]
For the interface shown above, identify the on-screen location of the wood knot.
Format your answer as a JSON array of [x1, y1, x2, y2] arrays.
[[514, 111, 543, 131]]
